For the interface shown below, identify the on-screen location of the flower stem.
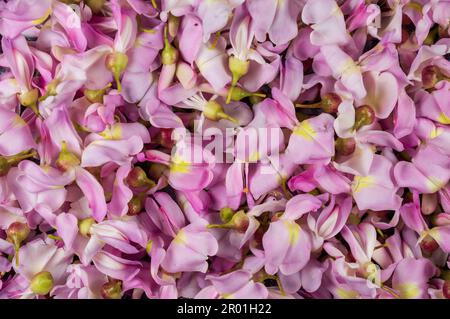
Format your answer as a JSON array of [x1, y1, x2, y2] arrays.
[[295, 101, 322, 109]]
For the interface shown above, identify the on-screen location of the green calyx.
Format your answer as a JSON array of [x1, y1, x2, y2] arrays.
[[295, 93, 342, 114], [19, 88, 39, 115], [105, 52, 128, 92], [208, 210, 249, 233], [127, 195, 144, 216], [30, 271, 54, 296], [229, 56, 250, 86], [56, 141, 80, 171], [0, 149, 37, 177], [101, 279, 122, 299], [84, 83, 112, 104], [227, 86, 266, 102], [126, 166, 156, 189], [219, 207, 234, 223], [79, 217, 96, 237], [6, 221, 30, 266], [203, 100, 238, 124], [161, 26, 179, 65], [335, 137, 356, 156], [226, 56, 250, 104], [353, 105, 375, 131]]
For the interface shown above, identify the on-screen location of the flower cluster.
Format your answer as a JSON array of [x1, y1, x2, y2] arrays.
[[0, 0, 449, 299]]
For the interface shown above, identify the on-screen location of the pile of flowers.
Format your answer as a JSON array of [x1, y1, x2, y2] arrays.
[[0, 0, 449, 299]]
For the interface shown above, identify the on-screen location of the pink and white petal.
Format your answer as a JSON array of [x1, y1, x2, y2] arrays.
[[280, 225, 311, 275], [55, 213, 78, 250], [92, 251, 141, 282], [283, 194, 323, 220], [178, 14, 203, 64], [107, 164, 133, 218], [75, 167, 107, 222], [392, 258, 436, 299], [360, 71, 398, 119], [263, 220, 290, 275]]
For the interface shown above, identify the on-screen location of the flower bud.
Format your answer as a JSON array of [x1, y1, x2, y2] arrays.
[[231, 210, 250, 233], [101, 279, 122, 299], [203, 100, 238, 123], [420, 234, 439, 253], [7, 222, 30, 248], [228, 86, 266, 102], [84, 84, 111, 104], [295, 93, 341, 114], [219, 207, 234, 223], [353, 105, 375, 131], [56, 141, 80, 171], [147, 163, 166, 181], [320, 93, 342, 114], [105, 52, 128, 92], [79, 217, 95, 237], [19, 88, 39, 114], [421, 65, 439, 89], [228, 56, 250, 86], [249, 94, 264, 105], [85, 0, 105, 13], [30, 271, 54, 296], [126, 167, 156, 188], [335, 137, 356, 156], [158, 128, 175, 149], [161, 45, 178, 66], [161, 27, 178, 65], [444, 280, 450, 299], [421, 193, 438, 215], [19, 88, 39, 107], [208, 210, 249, 233], [127, 196, 143, 216]]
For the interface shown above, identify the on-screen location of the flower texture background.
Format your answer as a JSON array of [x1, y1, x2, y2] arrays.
[[0, 0, 449, 299]]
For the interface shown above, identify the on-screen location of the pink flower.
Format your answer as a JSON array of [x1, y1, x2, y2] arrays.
[[301, 0, 350, 46], [352, 155, 402, 211], [391, 258, 437, 299], [195, 270, 268, 299], [161, 222, 218, 273], [247, 0, 303, 45], [262, 195, 321, 275]]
